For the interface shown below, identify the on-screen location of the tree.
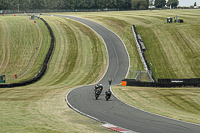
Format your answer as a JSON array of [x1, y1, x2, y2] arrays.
[[131, 0, 148, 10], [167, 0, 179, 8], [194, 2, 197, 6], [0, 0, 7, 10], [154, 0, 166, 8], [30, 0, 44, 9], [123, 0, 131, 9], [116, 0, 131, 9], [145, 0, 149, 8], [98, 0, 109, 8], [0, 0, 141, 10]]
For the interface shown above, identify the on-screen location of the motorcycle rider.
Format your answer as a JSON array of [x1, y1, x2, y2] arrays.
[[95, 84, 103, 100], [94, 83, 99, 91], [95, 88, 101, 100], [94, 83, 103, 91], [105, 89, 111, 101], [108, 78, 112, 85], [98, 84, 103, 92]]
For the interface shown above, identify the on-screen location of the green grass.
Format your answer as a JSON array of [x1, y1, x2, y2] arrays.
[[0, 16, 50, 83], [41, 16, 107, 85]]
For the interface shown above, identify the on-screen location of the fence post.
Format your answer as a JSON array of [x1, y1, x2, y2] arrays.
[[135, 70, 141, 81]]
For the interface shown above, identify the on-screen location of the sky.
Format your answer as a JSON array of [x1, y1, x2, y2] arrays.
[[176, 0, 198, 6]]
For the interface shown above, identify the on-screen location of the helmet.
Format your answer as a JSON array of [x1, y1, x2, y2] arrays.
[[99, 84, 102, 86], [95, 84, 98, 87]]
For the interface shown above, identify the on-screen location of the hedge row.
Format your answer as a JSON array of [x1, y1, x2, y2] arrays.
[[0, 18, 54, 88]]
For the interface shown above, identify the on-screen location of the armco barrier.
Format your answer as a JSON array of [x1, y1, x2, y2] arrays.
[[0, 18, 54, 88], [122, 79, 200, 88], [132, 25, 156, 82]]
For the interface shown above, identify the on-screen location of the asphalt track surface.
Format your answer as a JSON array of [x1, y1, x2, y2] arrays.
[[57, 15, 200, 133]]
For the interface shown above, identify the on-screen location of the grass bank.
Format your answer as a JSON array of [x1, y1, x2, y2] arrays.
[[0, 16, 110, 132], [0, 16, 50, 83]]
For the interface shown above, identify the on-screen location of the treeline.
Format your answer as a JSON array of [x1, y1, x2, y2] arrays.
[[0, 0, 148, 10], [0, 0, 179, 11]]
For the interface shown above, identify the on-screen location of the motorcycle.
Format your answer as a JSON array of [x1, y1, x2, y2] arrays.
[[94, 84, 103, 100], [105, 90, 111, 101], [95, 89, 101, 100], [94, 84, 103, 92]]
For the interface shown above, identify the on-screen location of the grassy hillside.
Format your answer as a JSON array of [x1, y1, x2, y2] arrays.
[[0, 16, 109, 132], [55, 9, 200, 80]]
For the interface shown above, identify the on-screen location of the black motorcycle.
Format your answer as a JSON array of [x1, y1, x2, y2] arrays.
[[95, 89, 101, 100], [105, 90, 111, 101]]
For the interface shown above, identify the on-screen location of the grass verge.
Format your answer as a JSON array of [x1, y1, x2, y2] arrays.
[[112, 86, 200, 125]]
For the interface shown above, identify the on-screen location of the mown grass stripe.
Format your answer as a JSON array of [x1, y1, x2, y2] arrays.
[[0, 16, 42, 82], [0, 19, 10, 75]]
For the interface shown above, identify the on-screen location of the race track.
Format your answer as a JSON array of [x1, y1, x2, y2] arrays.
[[60, 15, 200, 133]]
